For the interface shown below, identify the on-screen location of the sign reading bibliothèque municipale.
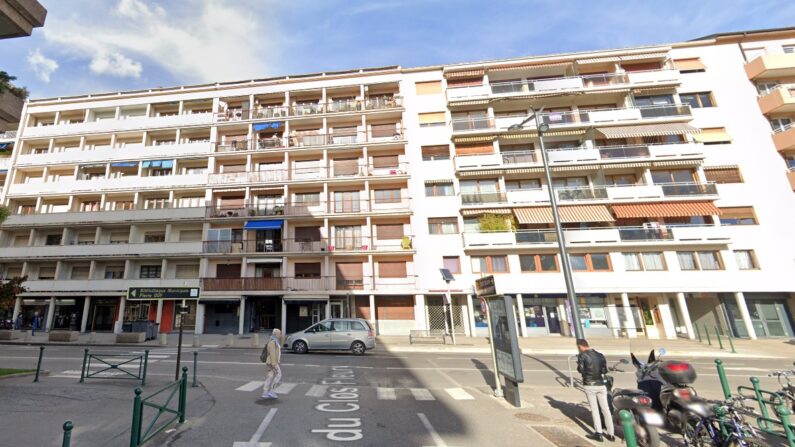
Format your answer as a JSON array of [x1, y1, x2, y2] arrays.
[[127, 287, 200, 300]]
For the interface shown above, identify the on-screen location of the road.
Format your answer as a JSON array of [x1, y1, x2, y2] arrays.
[[0, 343, 792, 446]]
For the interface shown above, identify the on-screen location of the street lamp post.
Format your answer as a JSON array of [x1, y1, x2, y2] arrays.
[[509, 108, 585, 340]]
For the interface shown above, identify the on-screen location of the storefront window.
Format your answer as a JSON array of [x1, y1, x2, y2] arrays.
[[579, 297, 608, 329], [473, 301, 487, 328], [124, 302, 151, 321], [53, 299, 81, 330]]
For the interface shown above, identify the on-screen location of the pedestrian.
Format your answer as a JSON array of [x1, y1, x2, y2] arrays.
[[576, 338, 614, 442], [32, 312, 40, 336], [260, 328, 282, 399], [14, 313, 22, 331]]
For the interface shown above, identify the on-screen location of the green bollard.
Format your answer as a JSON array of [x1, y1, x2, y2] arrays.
[[751, 377, 772, 431], [34, 346, 44, 383], [695, 324, 702, 343], [79, 348, 89, 384], [62, 420, 73, 447], [705, 324, 712, 346], [619, 409, 638, 447], [778, 406, 795, 447], [715, 359, 731, 399], [141, 350, 149, 386], [130, 388, 142, 447], [727, 332, 736, 354], [179, 366, 188, 423], [192, 351, 198, 388], [715, 326, 724, 350]]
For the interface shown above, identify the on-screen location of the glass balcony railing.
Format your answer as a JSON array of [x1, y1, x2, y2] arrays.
[[659, 182, 718, 197], [597, 145, 652, 159], [460, 192, 508, 205]]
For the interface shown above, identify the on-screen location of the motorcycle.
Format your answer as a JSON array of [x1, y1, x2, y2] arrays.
[[608, 358, 663, 447]]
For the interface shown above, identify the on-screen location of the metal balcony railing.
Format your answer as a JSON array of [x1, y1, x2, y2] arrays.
[[555, 187, 609, 201], [215, 96, 402, 122], [460, 191, 509, 205], [597, 144, 652, 159], [206, 197, 411, 218], [208, 162, 409, 185]]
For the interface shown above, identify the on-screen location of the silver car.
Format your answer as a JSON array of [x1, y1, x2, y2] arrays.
[[284, 318, 376, 355]]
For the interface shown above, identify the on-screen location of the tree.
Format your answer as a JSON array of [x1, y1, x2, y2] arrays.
[[0, 276, 27, 320], [478, 213, 517, 231], [0, 71, 29, 100], [0, 205, 9, 225]]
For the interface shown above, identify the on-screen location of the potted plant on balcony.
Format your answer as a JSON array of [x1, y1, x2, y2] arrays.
[[478, 213, 517, 232], [0, 71, 27, 124]]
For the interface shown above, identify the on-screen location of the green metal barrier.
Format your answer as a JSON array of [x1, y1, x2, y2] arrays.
[[727, 331, 737, 354], [695, 324, 702, 343], [129, 367, 188, 447], [80, 348, 149, 385], [705, 324, 712, 346], [737, 376, 795, 445], [715, 359, 732, 399], [192, 352, 198, 388], [715, 326, 724, 350], [619, 409, 637, 447], [62, 421, 73, 447]]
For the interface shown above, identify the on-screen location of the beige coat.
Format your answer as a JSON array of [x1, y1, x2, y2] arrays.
[[263, 339, 281, 366]]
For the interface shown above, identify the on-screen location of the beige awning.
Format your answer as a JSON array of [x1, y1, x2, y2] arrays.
[[551, 165, 600, 172], [500, 129, 586, 140], [673, 58, 707, 71], [601, 162, 651, 169], [424, 179, 454, 185], [458, 169, 504, 177], [448, 99, 490, 107], [452, 135, 496, 144], [612, 202, 720, 219], [651, 159, 702, 167], [461, 208, 512, 216], [514, 205, 615, 224], [445, 69, 485, 79], [577, 56, 622, 64], [692, 128, 731, 144], [596, 123, 700, 139], [634, 86, 677, 94], [488, 61, 572, 72], [618, 52, 669, 61]]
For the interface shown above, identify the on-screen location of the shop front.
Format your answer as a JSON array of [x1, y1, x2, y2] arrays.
[[722, 293, 795, 338], [86, 297, 118, 332], [521, 296, 562, 336], [20, 298, 50, 331], [203, 300, 240, 334], [284, 298, 327, 334], [52, 298, 82, 331], [245, 296, 281, 333]]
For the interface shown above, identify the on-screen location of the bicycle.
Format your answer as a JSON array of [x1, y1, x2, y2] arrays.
[[682, 396, 771, 447], [768, 367, 795, 412]]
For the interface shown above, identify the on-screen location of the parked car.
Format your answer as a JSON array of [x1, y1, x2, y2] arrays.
[[284, 318, 375, 355]]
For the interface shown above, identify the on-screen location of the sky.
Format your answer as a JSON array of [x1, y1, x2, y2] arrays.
[[2, 0, 795, 99]]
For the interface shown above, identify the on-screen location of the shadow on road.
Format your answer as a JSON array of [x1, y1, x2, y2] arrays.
[[470, 359, 496, 388], [524, 354, 574, 388], [544, 395, 595, 435]]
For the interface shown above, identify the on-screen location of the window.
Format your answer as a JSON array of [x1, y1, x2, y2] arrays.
[[651, 169, 694, 184], [373, 188, 401, 204], [623, 252, 666, 271], [105, 265, 125, 279], [734, 250, 758, 270], [455, 143, 493, 156], [372, 155, 399, 169], [506, 179, 541, 190], [415, 81, 442, 95], [37, 266, 55, 280], [443, 256, 460, 274], [570, 253, 612, 271], [71, 267, 90, 280], [519, 254, 558, 272], [295, 226, 321, 242], [673, 58, 706, 73], [719, 207, 757, 225], [139, 265, 162, 279], [295, 192, 320, 206], [634, 94, 674, 106], [677, 251, 723, 271], [45, 234, 62, 246], [379, 261, 407, 278], [376, 224, 404, 240], [770, 118, 792, 132], [785, 45, 795, 54], [679, 92, 715, 108], [179, 230, 202, 242], [295, 262, 321, 278], [425, 181, 454, 197], [471, 255, 509, 273], [757, 82, 780, 95], [428, 217, 458, 235], [175, 264, 199, 279], [419, 112, 446, 127], [704, 167, 743, 184], [110, 232, 129, 244], [604, 174, 637, 186], [692, 127, 732, 145], [143, 232, 166, 243], [421, 145, 450, 161]]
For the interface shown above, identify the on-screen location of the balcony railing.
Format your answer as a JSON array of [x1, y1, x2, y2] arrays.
[[208, 162, 409, 185], [554, 182, 717, 202], [461, 192, 509, 205], [659, 182, 718, 197], [598, 144, 652, 159], [556, 187, 609, 201], [203, 236, 412, 254], [215, 129, 404, 153], [215, 97, 402, 122], [0, 130, 17, 140], [201, 276, 334, 291], [206, 198, 411, 218]]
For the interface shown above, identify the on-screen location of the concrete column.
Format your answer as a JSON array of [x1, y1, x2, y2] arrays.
[[155, 299, 164, 325], [325, 299, 331, 320], [280, 300, 287, 333], [466, 294, 477, 336], [414, 294, 428, 330], [238, 297, 246, 335], [516, 294, 528, 337], [676, 292, 696, 340], [657, 296, 678, 340], [45, 297, 56, 332], [606, 302, 621, 338], [369, 294, 376, 333], [734, 292, 757, 340], [115, 297, 126, 334], [12, 297, 21, 323], [194, 303, 205, 335], [80, 297, 91, 333], [621, 293, 637, 338]]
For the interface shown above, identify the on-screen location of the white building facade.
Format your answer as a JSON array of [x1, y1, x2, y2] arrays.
[[2, 28, 795, 340]]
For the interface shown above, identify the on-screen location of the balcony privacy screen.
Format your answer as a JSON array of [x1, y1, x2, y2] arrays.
[[513, 205, 614, 224], [611, 201, 721, 219]]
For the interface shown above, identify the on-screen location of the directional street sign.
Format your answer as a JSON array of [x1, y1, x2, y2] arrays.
[[127, 287, 200, 300]]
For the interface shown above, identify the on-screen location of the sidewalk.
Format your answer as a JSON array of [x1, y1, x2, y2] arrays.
[[2, 330, 791, 358]]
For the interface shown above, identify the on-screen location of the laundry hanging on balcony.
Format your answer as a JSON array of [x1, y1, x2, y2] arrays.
[[253, 122, 284, 132], [244, 220, 284, 230], [141, 159, 174, 168], [111, 161, 139, 167]]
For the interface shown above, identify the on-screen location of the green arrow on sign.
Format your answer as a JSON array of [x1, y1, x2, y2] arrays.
[[130, 289, 137, 298]]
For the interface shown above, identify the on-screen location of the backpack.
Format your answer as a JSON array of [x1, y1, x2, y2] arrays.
[[259, 341, 271, 363]]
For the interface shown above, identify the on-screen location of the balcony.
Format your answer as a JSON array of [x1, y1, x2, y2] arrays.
[[556, 182, 717, 203], [16, 141, 214, 167], [24, 278, 200, 294], [462, 230, 557, 247], [216, 129, 404, 153], [450, 104, 692, 135], [461, 192, 509, 205], [745, 53, 795, 80], [0, 158, 10, 170], [208, 162, 409, 186], [0, 241, 203, 259], [773, 123, 795, 152], [7, 173, 208, 196], [215, 97, 403, 123], [758, 85, 795, 115], [201, 276, 333, 292], [206, 198, 412, 219], [203, 236, 412, 255], [23, 112, 215, 138], [2, 206, 205, 227], [0, 130, 17, 141]]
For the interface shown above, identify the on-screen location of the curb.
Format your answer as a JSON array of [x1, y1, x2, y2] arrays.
[[0, 370, 49, 380], [380, 346, 783, 359]]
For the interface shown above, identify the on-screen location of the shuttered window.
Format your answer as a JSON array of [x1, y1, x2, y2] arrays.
[[38, 267, 56, 280], [216, 264, 241, 278], [221, 164, 246, 173], [220, 196, 245, 207], [422, 145, 450, 160], [295, 262, 321, 278], [377, 224, 404, 240], [455, 143, 494, 155], [179, 230, 202, 242], [371, 123, 397, 137], [372, 155, 399, 168], [379, 261, 407, 278], [704, 167, 743, 184], [621, 62, 662, 72], [415, 81, 442, 95], [376, 296, 414, 320], [334, 158, 359, 176], [295, 227, 321, 241], [333, 126, 357, 136], [447, 77, 483, 87], [673, 58, 707, 73], [175, 264, 199, 279], [443, 256, 460, 274], [719, 207, 757, 225], [336, 262, 363, 279], [419, 112, 446, 126]]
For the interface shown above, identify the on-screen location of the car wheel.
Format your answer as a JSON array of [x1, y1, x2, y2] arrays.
[[293, 340, 308, 354], [351, 341, 366, 356]]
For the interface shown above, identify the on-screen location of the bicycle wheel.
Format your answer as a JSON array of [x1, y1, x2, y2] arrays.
[[681, 416, 712, 447]]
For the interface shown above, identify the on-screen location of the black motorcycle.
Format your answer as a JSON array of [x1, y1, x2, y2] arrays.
[[608, 357, 662, 447]]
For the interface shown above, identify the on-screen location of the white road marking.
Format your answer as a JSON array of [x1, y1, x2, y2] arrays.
[[236, 381, 265, 392], [410, 388, 435, 401], [274, 383, 296, 394], [444, 388, 474, 400], [305, 384, 328, 397], [417, 413, 447, 447], [232, 408, 277, 447], [377, 387, 396, 400]]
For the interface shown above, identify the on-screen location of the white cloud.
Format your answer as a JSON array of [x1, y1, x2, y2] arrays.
[[42, 0, 276, 83], [27, 49, 59, 83]]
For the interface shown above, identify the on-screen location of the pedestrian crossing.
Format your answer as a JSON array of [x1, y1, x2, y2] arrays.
[[234, 381, 478, 402]]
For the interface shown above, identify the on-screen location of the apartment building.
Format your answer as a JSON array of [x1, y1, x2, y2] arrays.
[[2, 27, 795, 341]]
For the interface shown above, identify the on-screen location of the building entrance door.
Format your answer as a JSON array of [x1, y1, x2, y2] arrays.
[[251, 299, 279, 332], [330, 301, 344, 319], [750, 301, 792, 338], [546, 306, 561, 334], [285, 300, 327, 333]]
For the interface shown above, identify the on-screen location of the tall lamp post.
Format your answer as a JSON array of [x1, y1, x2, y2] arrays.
[[508, 108, 584, 340]]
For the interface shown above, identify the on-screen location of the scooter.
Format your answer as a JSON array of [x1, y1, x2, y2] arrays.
[[608, 358, 663, 447]]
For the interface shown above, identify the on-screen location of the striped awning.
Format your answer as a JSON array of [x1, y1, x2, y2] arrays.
[[424, 179, 454, 185], [577, 56, 622, 64], [504, 167, 544, 175], [462, 208, 512, 216], [584, 88, 630, 95], [458, 169, 503, 177], [500, 129, 586, 140], [551, 165, 600, 172], [619, 52, 669, 61], [514, 205, 615, 224], [633, 86, 677, 94], [651, 159, 702, 167], [452, 135, 496, 143], [611, 201, 721, 218], [488, 61, 571, 72], [601, 162, 651, 169], [445, 69, 485, 79], [596, 123, 699, 139], [448, 99, 490, 107]]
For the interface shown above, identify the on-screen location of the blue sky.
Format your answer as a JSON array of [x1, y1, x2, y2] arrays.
[[3, 0, 795, 99]]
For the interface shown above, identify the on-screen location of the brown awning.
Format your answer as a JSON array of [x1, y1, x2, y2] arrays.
[[618, 52, 669, 61], [611, 201, 721, 219], [461, 208, 512, 216], [445, 69, 485, 79], [488, 61, 571, 72], [448, 99, 490, 107], [674, 58, 707, 71], [596, 123, 699, 139], [424, 179, 454, 185], [514, 205, 615, 224], [651, 159, 702, 167], [452, 135, 496, 144], [577, 55, 622, 64]]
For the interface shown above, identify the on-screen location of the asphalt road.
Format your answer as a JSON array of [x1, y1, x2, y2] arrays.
[[1, 344, 793, 446]]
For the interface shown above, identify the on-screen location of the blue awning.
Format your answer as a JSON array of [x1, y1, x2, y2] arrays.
[[142, 160, 173, 168], [253, 122, 284, 132], [161, 160, 174, 169], [244, 220, 283, 230], [111, 161, 139, 167], [0, 143, 10, 150]]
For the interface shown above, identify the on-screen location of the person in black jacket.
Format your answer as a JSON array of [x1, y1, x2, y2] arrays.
[[576, 339, 614, 442]]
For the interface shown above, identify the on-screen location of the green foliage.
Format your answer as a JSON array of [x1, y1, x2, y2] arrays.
[[0, 71, 29, 100], [0, 276, 27, 316], [478, 213, 517, 231], [0, 205, 9, 225]]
